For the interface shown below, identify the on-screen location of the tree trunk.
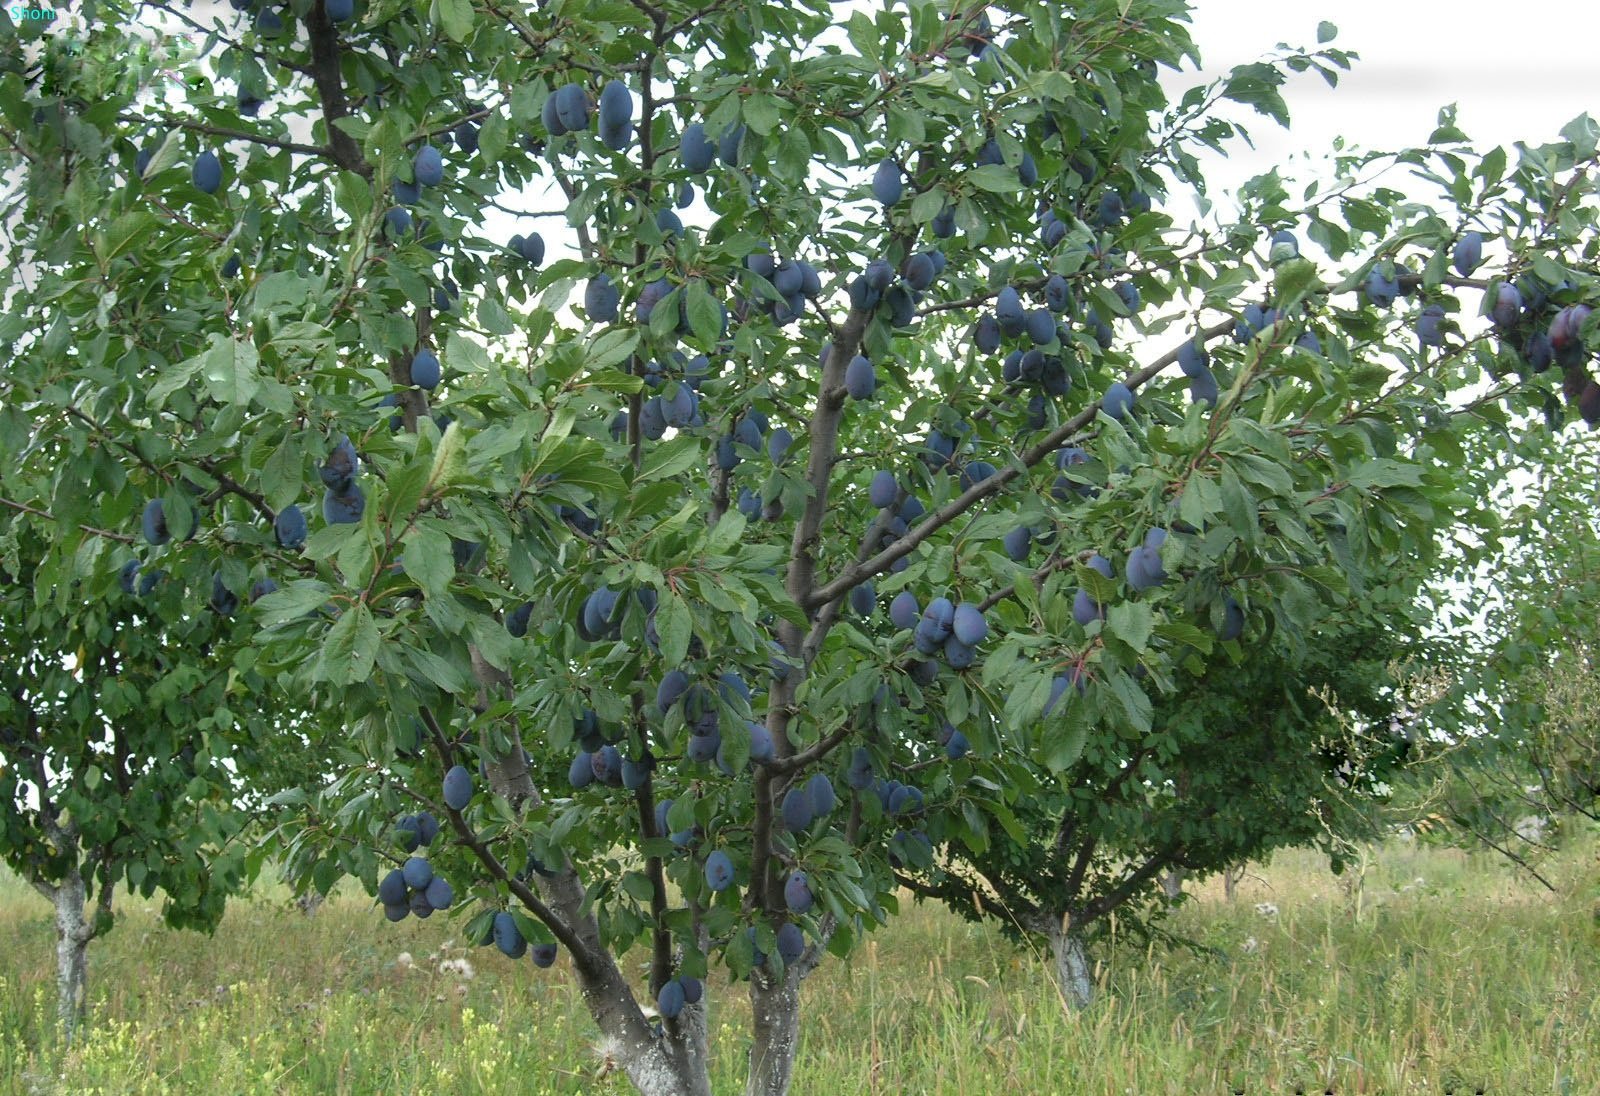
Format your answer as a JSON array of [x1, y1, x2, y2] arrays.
[[50, 870, 92, 1041], [1045, 915, 1094, 1011], [663, 999, 712, 1095], [745, 967, 802, 1096], [1223, 864, 1243, 901], [535, 869, 711, 1096], [1160, 867, 1185, 900]]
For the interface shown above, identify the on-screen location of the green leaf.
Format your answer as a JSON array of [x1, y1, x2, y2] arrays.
[[201, 335, 260, 408], [403, 526, 455, 599], [1106, 671, 1153, 735], [98, 212, 157, 263], [253, 581, 334, 627], [478, 295, 513, 336], [436, 0, 474, 42], [666, 794, 695, 833], [587, 328, 640, 372], [1531, 253, 1569, 290], [1271, 257, 1321, 310], [1003, 667, 1054, 730], [1105, 600, 1154, 653], [686, 282, 724, 345], [1317, 20, 1337, 43], [637, 435, 703, 483], [656, 592, 692, 668], [261, 436, 304, 512], [742, 93, 783, 136], [318, 603, 379, 685], [1345, 459, 1423, 491], [427, 420, 467, 494], [146, 352, 206, 409], [620, 871, 655, 903], [382, 462, 430, 525], [141, 129, 183, 179], [966, 164, 1022, 194], [1042, 719, 1086, 772]]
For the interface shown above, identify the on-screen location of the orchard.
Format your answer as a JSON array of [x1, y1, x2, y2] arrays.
[[1, 0, 1598, 1092]]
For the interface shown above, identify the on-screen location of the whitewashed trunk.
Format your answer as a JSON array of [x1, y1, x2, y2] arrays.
[[744, 969, 801, 1096], [533, 869, 708, 1096], [662, 999, 713, 1096], [1045, 918, 1094, 1011], [51, 872, 91, 1041]]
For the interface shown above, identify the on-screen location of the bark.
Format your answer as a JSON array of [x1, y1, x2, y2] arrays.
[[664, 998, 712, 1095], [745, 968, 802, 1096], [1160, 867, 1185, 900], [536, 868, 711, 1096], [47, 870, 92, 1041], [1045, 915, 1095, 1012]]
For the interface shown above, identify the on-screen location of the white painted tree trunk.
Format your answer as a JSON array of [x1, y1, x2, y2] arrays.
[[744, 968, 801, 1096], [533, 869, 710, 1096], [662, 1000, 713, 1096], [1045, 917, 1094, 1011], [50, 870, 91, 1041]]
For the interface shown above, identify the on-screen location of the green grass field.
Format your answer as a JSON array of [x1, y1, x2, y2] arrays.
[[2, 836, 1595, 1095]]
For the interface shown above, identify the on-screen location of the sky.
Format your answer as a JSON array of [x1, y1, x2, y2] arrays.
[[1176, 1, 1599, 196]]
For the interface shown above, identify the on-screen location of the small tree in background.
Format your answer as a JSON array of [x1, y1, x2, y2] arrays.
[[1411, 431, 1600, 887], [0, 522, 278, 1039], [898, 595, 1428, 1008]]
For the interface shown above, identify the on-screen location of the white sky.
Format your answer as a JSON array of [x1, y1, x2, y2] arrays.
[[1177, 1, 1599, 195]]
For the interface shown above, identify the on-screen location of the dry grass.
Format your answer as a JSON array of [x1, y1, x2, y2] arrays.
[[1, 834, 1596, 1094]]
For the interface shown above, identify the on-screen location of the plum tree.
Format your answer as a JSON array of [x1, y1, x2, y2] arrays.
[[6, 2, 1600, 1093], [0, 523, 297, 1039], [901, 604, 1427, 1010]]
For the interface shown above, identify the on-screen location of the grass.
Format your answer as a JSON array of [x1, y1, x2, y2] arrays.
[[1, 835, 1596, 1095]]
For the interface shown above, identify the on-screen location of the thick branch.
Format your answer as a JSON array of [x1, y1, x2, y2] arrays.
[[304, 4, 369, 176], [1080, 842, 1183, 922]]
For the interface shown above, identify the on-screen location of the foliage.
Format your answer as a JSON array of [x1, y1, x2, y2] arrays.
[[1407, 431, 1600, 883], [906, 594, 1431, 955], [0, 518, 285, 1031]]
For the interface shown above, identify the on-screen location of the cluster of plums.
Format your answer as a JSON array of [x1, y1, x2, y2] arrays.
[[378, 852, 455, 921], [319, 435, 365, 525]]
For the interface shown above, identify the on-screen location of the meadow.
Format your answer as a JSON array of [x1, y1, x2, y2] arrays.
[[1, 836, 1595, 1095]]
